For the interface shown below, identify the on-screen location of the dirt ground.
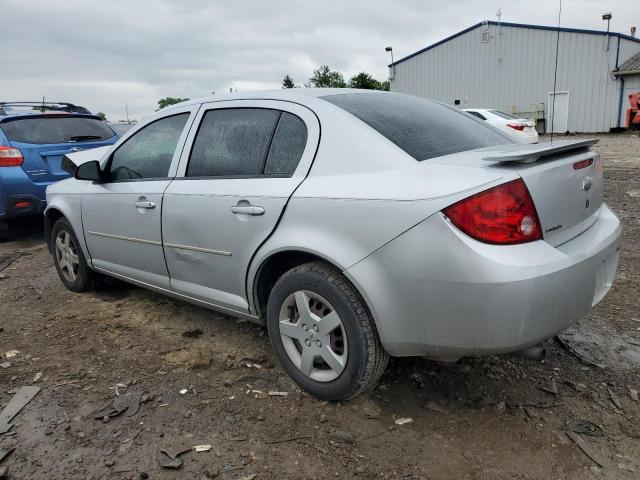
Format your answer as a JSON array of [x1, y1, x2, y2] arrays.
[[1, 133, 639, 480]]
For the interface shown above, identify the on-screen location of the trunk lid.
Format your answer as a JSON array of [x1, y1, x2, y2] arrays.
[[433, 140, 603, 247], [10, 140, 117, 182]]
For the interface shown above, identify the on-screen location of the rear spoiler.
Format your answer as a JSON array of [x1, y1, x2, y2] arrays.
[[482, 139, 598, 164]]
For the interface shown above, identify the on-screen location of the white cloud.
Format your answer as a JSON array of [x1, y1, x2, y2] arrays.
[[1, 0, 637, 120]]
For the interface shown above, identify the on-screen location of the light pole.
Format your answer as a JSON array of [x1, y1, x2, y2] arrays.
[[602, 12, 612, 51], [385, 46, 395, 81]]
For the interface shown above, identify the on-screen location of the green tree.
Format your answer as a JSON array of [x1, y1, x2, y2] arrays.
[[157, 97, 190, 110], [96, 112, 107, 120], [282, 75, 295, 89], [348, 72, 390, 91], [348, 72, 380, 90], [309, 65, 346, 88]]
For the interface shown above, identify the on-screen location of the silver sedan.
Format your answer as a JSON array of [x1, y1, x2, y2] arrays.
[[45, 89, 621, 400]]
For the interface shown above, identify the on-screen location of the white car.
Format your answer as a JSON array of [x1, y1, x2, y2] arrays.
[[463, 108, 538, 144]]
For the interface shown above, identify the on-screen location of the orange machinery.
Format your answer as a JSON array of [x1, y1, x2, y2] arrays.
[[627, 92, 640, 130]]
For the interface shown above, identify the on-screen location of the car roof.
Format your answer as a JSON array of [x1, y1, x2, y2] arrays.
[[167, 88, 393, 109]]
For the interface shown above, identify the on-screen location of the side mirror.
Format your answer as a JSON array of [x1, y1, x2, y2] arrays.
[[75, 161, 103, 182]]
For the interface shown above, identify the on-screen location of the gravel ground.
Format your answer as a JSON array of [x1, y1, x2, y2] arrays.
[[0, 133, 639, 479]]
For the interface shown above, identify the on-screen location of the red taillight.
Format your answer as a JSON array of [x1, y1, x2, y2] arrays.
[[0, 146, 24, 167], [443, 179, 542, 245], [506, 123, 526, 131], [14, 201, 31, 209], [573, 158, 594, 170]]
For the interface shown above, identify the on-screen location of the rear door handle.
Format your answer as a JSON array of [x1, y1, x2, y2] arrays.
[[230, 205, 264, 216], [135, 201, 156, 209]]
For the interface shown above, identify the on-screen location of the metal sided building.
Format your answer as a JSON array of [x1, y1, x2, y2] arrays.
[[388, 21, 640, 133]]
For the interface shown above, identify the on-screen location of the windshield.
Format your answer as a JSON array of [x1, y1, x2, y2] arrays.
[[322, 93, 511, 161], [0, 116, 115, 144]]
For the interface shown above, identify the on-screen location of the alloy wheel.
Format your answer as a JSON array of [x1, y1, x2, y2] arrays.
[[278, 290, 348, 382], [55, 230, 80, 283]]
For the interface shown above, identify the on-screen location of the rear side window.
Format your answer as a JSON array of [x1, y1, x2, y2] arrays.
[[322, 93, 510, 161], [109, 113, 189, 181], [0, 116, 115, 144], [264, 113, 307, 175], [187, 109, 279, 177]]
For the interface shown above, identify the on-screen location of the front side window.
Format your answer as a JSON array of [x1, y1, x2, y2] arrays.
[[109, 113, 189, 181]]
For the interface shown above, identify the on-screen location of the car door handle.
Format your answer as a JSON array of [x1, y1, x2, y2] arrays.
[[230, 205, 264, 216], [135, 201, 156, 209]]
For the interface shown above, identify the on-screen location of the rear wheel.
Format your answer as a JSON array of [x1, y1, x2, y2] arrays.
[[267, 261, 388, 400], [52, 218, 99, 292]]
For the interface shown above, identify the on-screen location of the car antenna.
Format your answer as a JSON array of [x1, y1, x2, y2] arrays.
[[41, 96, 45, 113], [550, 0, 562, 143]]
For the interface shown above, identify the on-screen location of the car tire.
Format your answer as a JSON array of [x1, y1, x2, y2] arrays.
[[51, 217, 99, 292], [0, 221, 11, 242], [267, 261, 388, 401]]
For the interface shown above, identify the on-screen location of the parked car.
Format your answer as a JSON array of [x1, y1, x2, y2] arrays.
[[463, 108, 539, 143], [45, 90, 620, 400], [0, 102, 118, 240]]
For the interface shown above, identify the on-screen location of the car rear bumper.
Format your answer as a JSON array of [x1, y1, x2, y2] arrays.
[[345, 203, 621, 359], [0, 168, 50, 220]]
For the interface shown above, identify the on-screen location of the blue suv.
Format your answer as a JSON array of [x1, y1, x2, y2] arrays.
[[0, 102, 118, 240]]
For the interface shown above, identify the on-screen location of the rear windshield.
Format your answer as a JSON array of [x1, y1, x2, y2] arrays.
[[0, 116, 115, 144], [322, 93, 511, 161]]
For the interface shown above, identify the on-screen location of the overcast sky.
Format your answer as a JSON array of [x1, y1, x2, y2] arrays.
[[2, 0, 637, 121]]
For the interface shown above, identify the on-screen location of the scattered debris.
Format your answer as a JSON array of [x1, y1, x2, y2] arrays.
[[179, 388, 189, 395], [193, 444, 213, 453], [607, 387, 622, 410], [0, 386, 41, 434], [540, 379, 558, 395], [0, 252, 28, 272], [182, 328, 203, 339], [618, 463, 636, 473], [4, 350, 19, 359], [630, 388, 638, 402], [156, 449, 183, 469], [268, 391, 288, 396], [0, 466, 7, 479], [91, 392, 141, 420], [566, 432, 606, 468], [422, 401, 447, 414], [0, 363, 10, 369], [329, 430, 355, 444], [555, 335, 606, 369], [238, 475, 257, 480], [33, 372, 42, 382], [561, 420, 605, 437], [267, 435, 313, 444], [517, 346, 546, 361], [0, 447, 14, 463], [395, 417, 413, 426]]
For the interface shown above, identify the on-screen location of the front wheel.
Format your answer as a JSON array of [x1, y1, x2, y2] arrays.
[[267, 261, 388, 401], [52, 218, 99, 292]]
